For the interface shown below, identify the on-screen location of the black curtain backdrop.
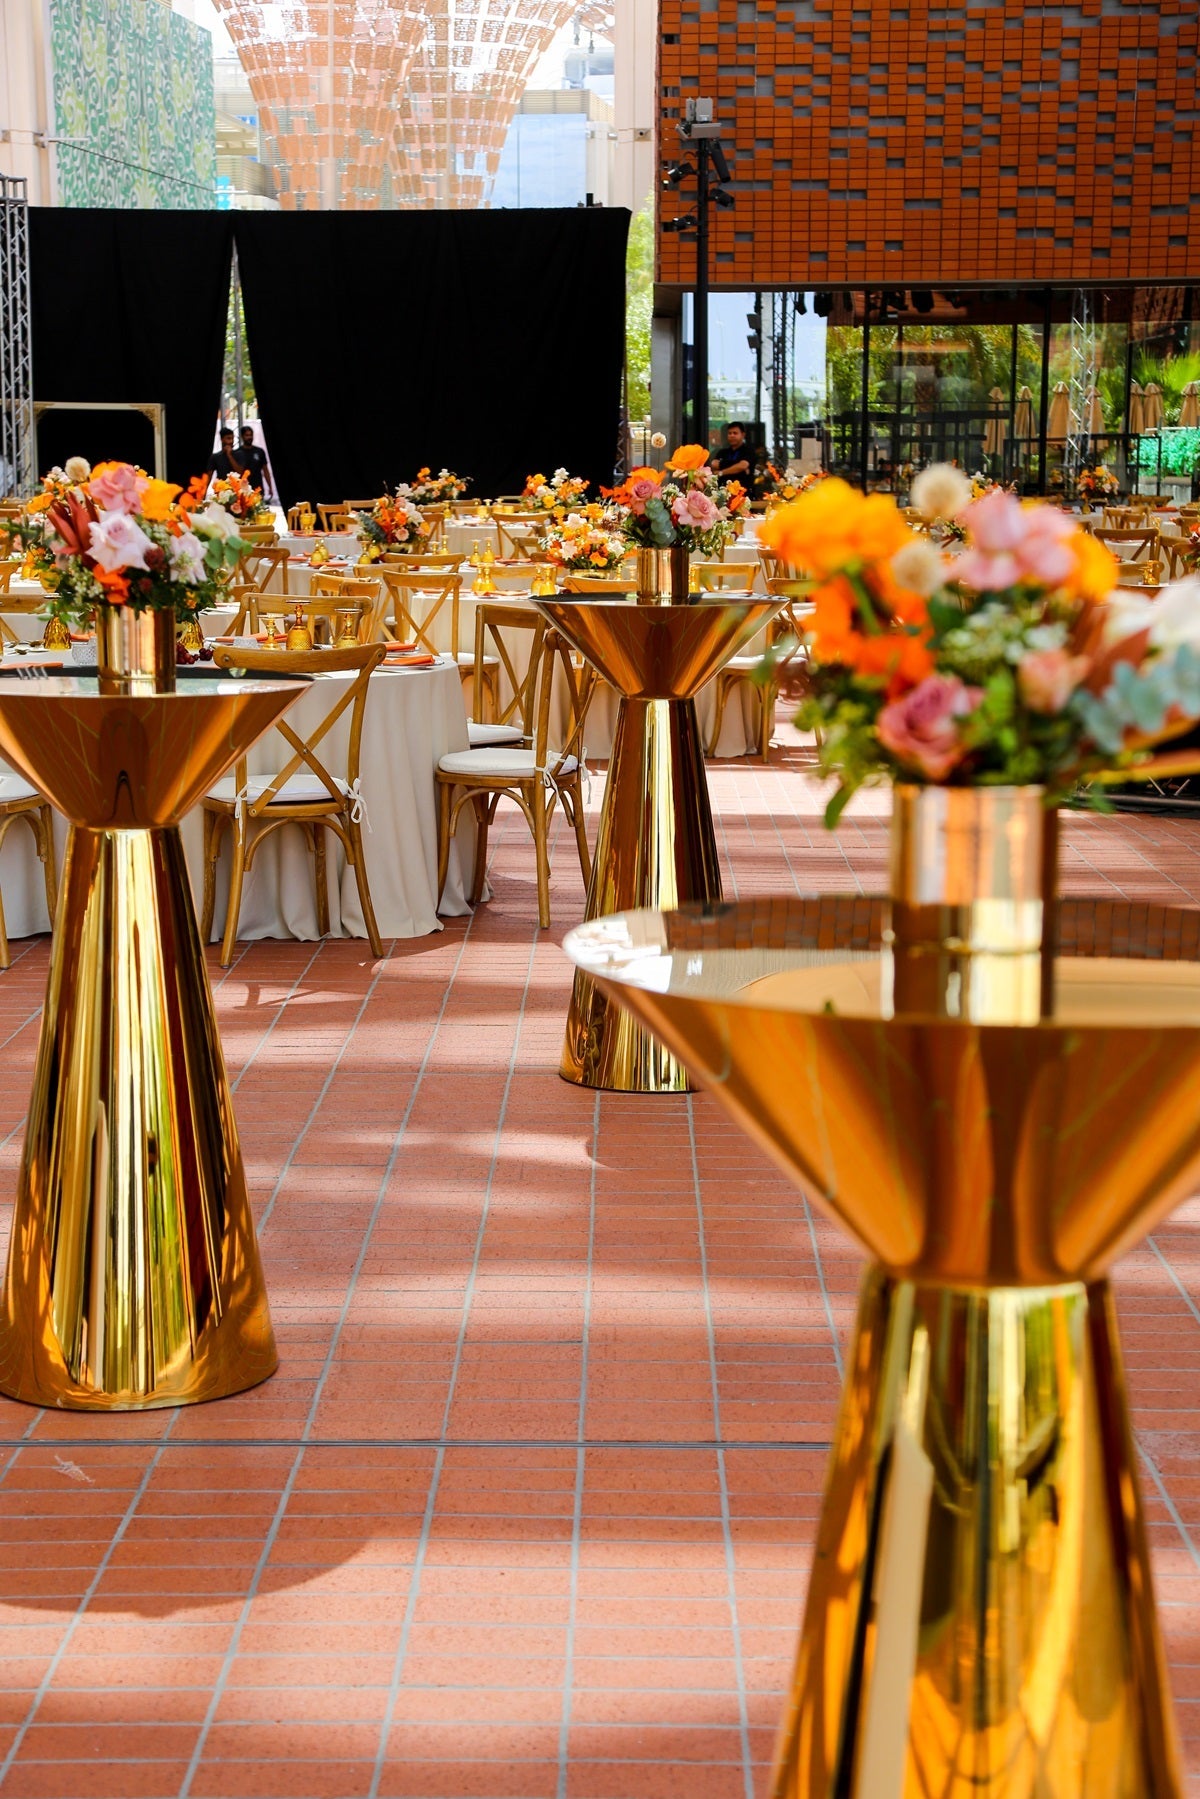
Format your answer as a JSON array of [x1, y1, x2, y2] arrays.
[[232, 208, 630, 506], [28, 210, 235, 488]]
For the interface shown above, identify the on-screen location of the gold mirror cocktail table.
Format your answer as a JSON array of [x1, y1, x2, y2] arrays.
[[533, 597, 780, 1091], [0, 673, 308, 1410], [565, 894, 1195, 1797]]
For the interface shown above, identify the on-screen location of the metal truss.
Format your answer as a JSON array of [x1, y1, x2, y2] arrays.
[[0, 175, 34, 499]]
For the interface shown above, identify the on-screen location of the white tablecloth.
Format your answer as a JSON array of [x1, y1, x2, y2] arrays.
[[0, 657, 478, 946]]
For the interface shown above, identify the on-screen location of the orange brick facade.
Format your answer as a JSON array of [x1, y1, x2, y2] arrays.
[[656, 0, 1200, 289]]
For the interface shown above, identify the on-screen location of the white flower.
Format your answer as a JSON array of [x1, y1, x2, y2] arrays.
[[64, 457, 91, 483], [192, 502, 243, 544], [169, 529, 207, 583], [889, 536, 946, 597], [650, 432, 667, 449], [911, 463, 972, 521], [552, 467, 569, 484], [88, 510, 155, 573], [1104, 576, 1200, 650]]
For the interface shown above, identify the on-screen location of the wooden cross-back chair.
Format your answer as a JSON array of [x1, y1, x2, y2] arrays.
[[436, 623, 593, 929], [467, 600, 541, 748], [202, 642, 386, 964], [420, 505, 449, 546], [0, 775, 56, 965], [693, 561, 759, 593], [305, 574, 385, 641], [1160, 532, 1196, 581], [287, 501, 314, 530], [239, 543, 291, 595], [373, 567, 461, 653], [0, 560, 22, 597], [1115, 558, 1164, 587], [226, 582, 271, 635], [317, 503, 355, 534], [1094, 525, 1160, 561], [494, 512, 549, 557], [485, 561, 543, 592], [381, 551, 463, 572]]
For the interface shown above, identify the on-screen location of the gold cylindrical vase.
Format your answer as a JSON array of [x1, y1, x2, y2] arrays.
[[668, 544, 691, 605], [95, 606, 176, 695], [884, 783, 1055, 1024], [635, 546, 670, 605]]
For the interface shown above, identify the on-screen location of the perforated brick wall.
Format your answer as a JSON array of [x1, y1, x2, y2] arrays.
[[657, 0, 1200, 287]]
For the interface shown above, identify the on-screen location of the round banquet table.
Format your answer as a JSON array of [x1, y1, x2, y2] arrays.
[[0, 654, 478, 945]]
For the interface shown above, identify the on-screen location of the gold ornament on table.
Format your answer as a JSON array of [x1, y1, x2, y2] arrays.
[[177, 613, 205, 656], [334, 605, 361, 647], [285, 604, 314, 651], [41, 616, 71, 652]]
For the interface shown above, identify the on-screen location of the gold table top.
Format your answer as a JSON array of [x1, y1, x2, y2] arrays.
[[564, 895, 1200, 1285], [0, 674, 310, 828], [531, 597, 781, 699]]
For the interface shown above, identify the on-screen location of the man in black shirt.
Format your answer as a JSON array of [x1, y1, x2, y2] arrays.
[[209, 428, 240, 482], [710, 421, 751, 483], [237, 425, 274, 499]]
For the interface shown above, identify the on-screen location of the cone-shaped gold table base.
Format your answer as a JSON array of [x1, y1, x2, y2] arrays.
[[0, 675, 307, 1410], [564, 896, 1196, 1796], [532, 598, 779, 1091]]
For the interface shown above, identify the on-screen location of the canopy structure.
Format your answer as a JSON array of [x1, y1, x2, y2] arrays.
[[388, 0, 583, 209], [210, 0, 426, 208]]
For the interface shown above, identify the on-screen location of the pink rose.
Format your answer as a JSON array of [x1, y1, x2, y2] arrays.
[[958, 490, 1078, 591], [954, 548, 1023, 591], [626, 477, 659, 517], [88, 510, 155, 573], [672, 489, 719, 529], [88, 464, 146, 515], [1016, 647, 1090, 714], [877, 674, 981, 780], [962, 488, 1025, 552], [1012, 507, 1076, 586]]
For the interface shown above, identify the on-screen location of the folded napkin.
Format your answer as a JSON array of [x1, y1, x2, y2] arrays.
[[384, 649, 436, 667]]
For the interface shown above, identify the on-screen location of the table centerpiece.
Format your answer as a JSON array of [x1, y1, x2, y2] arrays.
[[5, 458, 248, 692], [409, 466, 469, 504], [608, 444, 746, 603], [1078, 463, 1120, 509], [522, 467, 589, 513], [760, 463, 1200, 1022], [541, 506, 627, 578], [355, 489, 432, 561]]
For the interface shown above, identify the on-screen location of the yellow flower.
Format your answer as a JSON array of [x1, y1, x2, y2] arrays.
[[1066, 530, 1119, 602], [667, 443, 710, 472], [759, 478, 911, 578], [139, 478, 182, 522]]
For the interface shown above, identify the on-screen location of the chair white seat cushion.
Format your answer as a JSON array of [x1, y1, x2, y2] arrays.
[[438, 749, 578, 780], [467, 721, 526, 747], [722, 654, 766, 672], [455, 651, 499, 667], [207, 773, 338, 807], [0, 773, 39, 804]]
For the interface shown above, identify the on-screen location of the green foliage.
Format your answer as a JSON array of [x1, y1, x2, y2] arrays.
[[1133, 349, 1200, 423], [625, 199, 653, 424], [1137, 427, 1200, 477], [825, 323, 1041, 422]]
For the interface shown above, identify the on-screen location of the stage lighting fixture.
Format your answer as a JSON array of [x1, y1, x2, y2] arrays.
[[813, 291, 833, 316], [912, 288, 934, 312], [713, 187, 734, 208], [663, 160, 693, 187], [746, 312, 759, 328], [663, 214, 698, 233], [794, 294, 807, 315], [710, 140, 731, 183]]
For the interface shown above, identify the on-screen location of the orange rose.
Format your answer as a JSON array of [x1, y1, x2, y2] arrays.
[[25, 493, 52, 514], [1066, 531, 1119, 603], [666, 443, 710, 472], [139, 478, 182, 522]]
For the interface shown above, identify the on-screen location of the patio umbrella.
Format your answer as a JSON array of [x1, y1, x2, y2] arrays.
[[1180, 381, 1200, 428], [1143, 382, 1164, 430], [1047, 382, 1070, 440], [1086, 387, 1105, 445], [984, 387, 1007, 456], [1013, 384, 1035, 443], [1128, 381, 1145, 435]]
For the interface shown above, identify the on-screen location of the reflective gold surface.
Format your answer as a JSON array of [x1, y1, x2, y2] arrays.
[[0, 677, 307, 1409], [887, 784, 1056, 1024], [564, 897, 1198, 1794], [533, 600, 780, 1091]]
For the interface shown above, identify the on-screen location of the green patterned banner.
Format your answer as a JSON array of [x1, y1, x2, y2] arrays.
[[50, 0, 216, 208]]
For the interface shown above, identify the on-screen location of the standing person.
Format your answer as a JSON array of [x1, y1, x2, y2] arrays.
[[710, 421, 751, 483], [209, 428, 240, 481], [236, 424, 274, 500]]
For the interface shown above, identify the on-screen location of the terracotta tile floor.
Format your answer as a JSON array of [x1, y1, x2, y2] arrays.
[[0, 734, 1198, 1798]]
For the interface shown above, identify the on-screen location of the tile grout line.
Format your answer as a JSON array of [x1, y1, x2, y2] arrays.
[[254, 937, 401, 1235], [227, 939, 328, 1094], [687, 1093, 755, 1799], [177, 918, 481, 1799], [366, 922, 543, 1799], [1146, 1234, 1200, 1332], [556, 1087, 599, 1799], [1136, 1435, 1200, 1574], [0, 1410, 180, 1789], [0, 1433, 834, 1453]]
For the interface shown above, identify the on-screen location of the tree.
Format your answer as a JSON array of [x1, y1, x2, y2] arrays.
[[625, 198, 653, 425]]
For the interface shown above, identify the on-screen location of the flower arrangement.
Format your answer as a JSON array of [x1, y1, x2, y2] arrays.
[[608, 445, 743, 555], [523, 468, 589, 512], [760, 466, 1200, 823], [767, 468, 826, 509], [410, 467, 469, 504], [210, 470, 269, 522], [356, 490, 432, 559], [1078, 465, 1119, 501], [5, 458, 248, 629], [542, 507, 627, 573]]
